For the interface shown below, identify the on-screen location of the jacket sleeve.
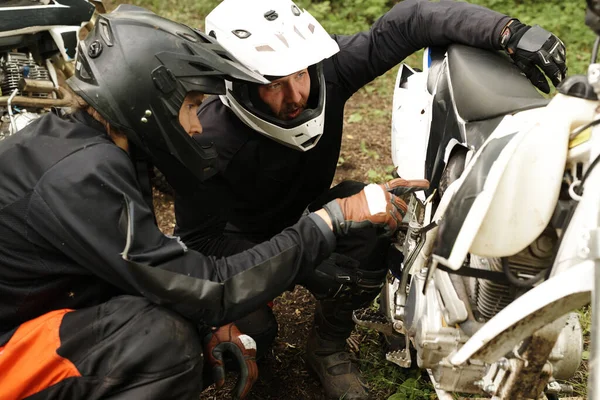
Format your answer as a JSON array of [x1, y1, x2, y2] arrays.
[[29, 143, 335, 326], [332, 0, 511, 96], [173, 178, 258, 257], [174, 213, 257, 256]]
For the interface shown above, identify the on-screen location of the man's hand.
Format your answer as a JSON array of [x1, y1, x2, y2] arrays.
[[321, 178, 429, 236], [203, 323, 258, 400], [500, 19, 567, 94]]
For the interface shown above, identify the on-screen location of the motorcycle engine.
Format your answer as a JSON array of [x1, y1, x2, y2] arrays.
[[469, 228, 558, 321], [0, 51, 55, 139], [1, 52, 51, 98]]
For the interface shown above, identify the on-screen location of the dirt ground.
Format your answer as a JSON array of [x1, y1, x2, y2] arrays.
[[153, 88, 394, 400]]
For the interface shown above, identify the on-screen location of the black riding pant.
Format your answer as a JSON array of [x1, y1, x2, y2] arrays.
[[0, 296, 204, 400]]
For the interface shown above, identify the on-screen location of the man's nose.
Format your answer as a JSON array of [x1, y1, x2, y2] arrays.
[[285, 82, 303, 104], [189, 118, 203, 136]]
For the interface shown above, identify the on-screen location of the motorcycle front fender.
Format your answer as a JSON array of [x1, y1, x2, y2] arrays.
[[449, 259, 594, 366]]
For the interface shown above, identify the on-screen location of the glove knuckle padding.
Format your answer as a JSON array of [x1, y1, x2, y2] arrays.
[[516, 25, 552, 53]]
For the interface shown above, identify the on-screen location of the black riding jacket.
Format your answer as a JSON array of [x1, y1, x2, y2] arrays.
[[174, 0, 510, 255], [0, 111, 335, 337]]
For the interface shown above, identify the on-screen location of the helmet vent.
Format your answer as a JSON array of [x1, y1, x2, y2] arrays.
[[77, 61, 92, 81], [300, 136, 318, 149], [151, 65, 177, 94], [276, 33, 289, 48], [98, 19, 113, 47], [256, 45, 275, 52], [264, 10, 278, 21], [291, 5, 301, 16], [232, 29, 252, 39], [294, 26, 305, 40], [177, 31, 198, 42]]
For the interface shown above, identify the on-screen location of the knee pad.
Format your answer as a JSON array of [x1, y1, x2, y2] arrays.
[[303, 253, 386, 301]]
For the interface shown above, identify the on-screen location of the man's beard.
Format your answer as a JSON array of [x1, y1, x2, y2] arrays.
[[277, 102, 307, 121]]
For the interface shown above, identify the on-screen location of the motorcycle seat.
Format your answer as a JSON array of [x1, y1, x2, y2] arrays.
[[447, 44, 549, 122], [0, 0, 94, 34]]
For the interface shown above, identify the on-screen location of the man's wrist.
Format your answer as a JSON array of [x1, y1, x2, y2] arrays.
[[314, 209, 333, 231], [307, 212, 337, 252], [499, 18, 527, 52], [322, 199, 347, 236]]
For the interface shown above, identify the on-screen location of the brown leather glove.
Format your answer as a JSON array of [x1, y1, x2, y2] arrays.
[[322, 178, 429, 236], [203, 323, 258, 400]]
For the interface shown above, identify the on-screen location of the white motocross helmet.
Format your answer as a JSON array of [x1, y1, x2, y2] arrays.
[[205, 0, 340, 151]]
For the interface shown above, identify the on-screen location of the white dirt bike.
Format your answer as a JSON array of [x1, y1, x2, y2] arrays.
[[354, 30, 600, 400]]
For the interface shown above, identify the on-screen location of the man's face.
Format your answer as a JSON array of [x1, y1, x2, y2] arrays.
[[257, 69, 311, 121], [179, 91, 205, 136]]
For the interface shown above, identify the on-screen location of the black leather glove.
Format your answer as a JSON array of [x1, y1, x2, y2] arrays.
[[203, 323, 258, 400], [500, 19, 567, 94], [322, 178, 429, 237]]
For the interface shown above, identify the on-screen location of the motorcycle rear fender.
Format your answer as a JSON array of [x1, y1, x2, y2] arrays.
[[391, 63, 434, 189], [433, 95, 598, 269], [0, 0, 95, 38]]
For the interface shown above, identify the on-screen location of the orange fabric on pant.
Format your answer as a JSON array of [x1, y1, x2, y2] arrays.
[[0, 309, 81, 400]]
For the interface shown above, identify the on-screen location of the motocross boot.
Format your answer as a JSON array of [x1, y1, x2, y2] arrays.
[[305, 325, 369, 399], [305, 289, 383, 400]]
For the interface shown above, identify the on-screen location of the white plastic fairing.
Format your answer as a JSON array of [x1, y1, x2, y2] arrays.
[[391, 64, 433, 190], [205, 0, 339, 77], [49, 26, 79, 62], [552, 125, 600, 276], [436, 94, 598, 269], [471, 94, 598, 257]]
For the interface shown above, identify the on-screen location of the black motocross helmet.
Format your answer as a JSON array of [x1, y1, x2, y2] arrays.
[[67, 5, 268, 192]]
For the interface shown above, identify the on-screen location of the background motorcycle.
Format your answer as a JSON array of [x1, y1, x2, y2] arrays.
[[0, 0, 100, 139], [355, 14, 600, 400], [0, 1, 177, 195]]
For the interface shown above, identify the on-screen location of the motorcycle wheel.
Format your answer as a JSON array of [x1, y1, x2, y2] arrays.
[[438, 147, 467, 198]]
